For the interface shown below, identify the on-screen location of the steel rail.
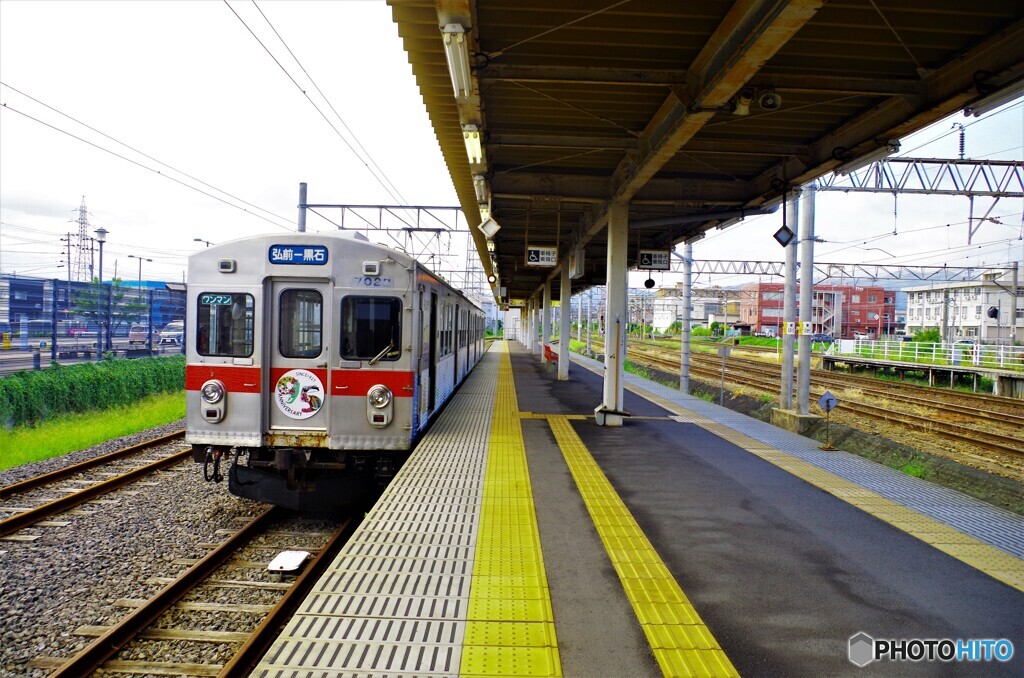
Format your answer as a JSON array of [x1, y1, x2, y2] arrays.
[[630, 337, 1024, 409], [218, 515, 357, 676], [640, 351, 1024, 458], [0, 430, 185, 500], [0, 448, 192, 538], [622, 338, 1024, 418], [48, 506, 283, 677]]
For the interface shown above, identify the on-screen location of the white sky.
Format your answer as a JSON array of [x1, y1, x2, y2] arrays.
[[2, 0, 1022, 291]]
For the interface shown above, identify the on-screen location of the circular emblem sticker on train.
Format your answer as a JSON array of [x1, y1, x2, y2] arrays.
[[274, 369, 324, 419]]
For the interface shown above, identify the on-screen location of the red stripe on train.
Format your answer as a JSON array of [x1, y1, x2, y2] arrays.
[[185, 365, 413, 397], [329, 369, 414, 397], [185, 365, 262, 393]]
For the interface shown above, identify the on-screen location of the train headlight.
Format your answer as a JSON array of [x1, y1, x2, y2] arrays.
[[367, 385, 392, 409], [201, 380, 226, 404]]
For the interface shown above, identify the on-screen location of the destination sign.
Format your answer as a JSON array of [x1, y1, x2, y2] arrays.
[[269, 245, 328, 265]]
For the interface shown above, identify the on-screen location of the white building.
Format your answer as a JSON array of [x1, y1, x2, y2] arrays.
[[903, 272, 1023, 344], [651, 287, 737, 333]]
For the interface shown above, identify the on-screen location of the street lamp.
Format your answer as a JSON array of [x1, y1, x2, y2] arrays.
[[127, 254, 152, 291], [94, 227, 108, 354], [194, 238, 214, 248]]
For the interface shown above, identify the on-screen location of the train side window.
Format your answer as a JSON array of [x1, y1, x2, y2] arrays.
[[196, 293, 254, 357], [280, 289, 322, 358], [341, 296, 401, 361]]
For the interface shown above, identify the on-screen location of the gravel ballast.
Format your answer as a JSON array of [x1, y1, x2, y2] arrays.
[[0, 420, 266, 677]]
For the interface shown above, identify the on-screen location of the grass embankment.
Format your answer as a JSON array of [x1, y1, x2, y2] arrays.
[[0, 391, 185, 472]]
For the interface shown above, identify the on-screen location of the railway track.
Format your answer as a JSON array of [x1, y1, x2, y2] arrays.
[[633, 337, 1024, 415], [0, 431, 191, 539], [582, 337, 1024, 480], [31, 506, 355, 677], [636, 346, 1024, 457]]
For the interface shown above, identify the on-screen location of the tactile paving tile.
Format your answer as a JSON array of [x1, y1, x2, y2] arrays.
[[253, 346, 501, 677], [545, 413, 738, 677], [459, 343, 561, 676]]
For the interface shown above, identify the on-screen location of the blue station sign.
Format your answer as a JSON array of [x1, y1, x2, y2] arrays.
[[269, 244, 328, 265]]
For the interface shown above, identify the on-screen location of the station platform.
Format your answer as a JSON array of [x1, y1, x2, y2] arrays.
[[254, 340, 1024, 677]]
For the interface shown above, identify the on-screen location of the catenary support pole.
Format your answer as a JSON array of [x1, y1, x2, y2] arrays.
[[781, 189, 800, 409], [797, 182, 816, 415]]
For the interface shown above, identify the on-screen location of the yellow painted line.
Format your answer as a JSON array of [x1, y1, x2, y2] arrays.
[[571, 357, 1024, 594], [546, 414, 738, 678], [461, 342, 562, 677]]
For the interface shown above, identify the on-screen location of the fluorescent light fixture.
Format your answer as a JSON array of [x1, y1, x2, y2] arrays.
[[834, 140, 899, 175], [478, 216, 501, 238], [964, 79, 1024, 117], [442, 24, 472, 100], [473, 174, 488, 203], [463, 124, 483, 164]]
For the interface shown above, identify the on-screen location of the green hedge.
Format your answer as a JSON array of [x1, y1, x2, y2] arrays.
[[0, 356, 185, 428]]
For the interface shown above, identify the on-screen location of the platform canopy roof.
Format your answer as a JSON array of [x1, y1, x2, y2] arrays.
[[388, 0, 1024, 304]]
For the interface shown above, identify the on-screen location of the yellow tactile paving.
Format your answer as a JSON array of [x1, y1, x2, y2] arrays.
[[545, 414, 739, 678], [461, 342, 561, 677], [611, 374, 1024, 594]]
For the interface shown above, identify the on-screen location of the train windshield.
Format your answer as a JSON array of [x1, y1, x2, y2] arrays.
[[196, 293, 254, 357], [341, 296, 401, 362]]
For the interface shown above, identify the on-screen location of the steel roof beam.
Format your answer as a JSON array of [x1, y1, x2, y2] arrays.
[[478, 65, 917, 96], [613, 0, 824, 201], [755, 18, 1024, 197], [579, 0, 823, 244]]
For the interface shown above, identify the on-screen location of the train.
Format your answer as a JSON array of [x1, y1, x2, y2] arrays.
[[185, 232, 486, 511]]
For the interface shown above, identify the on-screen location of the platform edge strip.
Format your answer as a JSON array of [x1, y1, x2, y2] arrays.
[[546, 414, 739, 678]]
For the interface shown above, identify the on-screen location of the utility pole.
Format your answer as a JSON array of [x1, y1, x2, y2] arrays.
[[71, 197, 91, 282]]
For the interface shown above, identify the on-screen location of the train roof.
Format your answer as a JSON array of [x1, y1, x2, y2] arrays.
[[188, 231, 480, 308], [189, 231, 417, 274]]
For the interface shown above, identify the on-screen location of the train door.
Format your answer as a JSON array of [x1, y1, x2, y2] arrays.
[[453, 303, 460, 384], [428, 291, 438, 413], [267, 280, 330, 434]]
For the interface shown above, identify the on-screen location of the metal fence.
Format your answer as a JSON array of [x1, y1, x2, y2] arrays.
[[833, 338, 1024, 373], [0, 276, 186, 375]]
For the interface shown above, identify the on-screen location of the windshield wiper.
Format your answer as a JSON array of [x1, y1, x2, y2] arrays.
[[369, 340, 395, 365]]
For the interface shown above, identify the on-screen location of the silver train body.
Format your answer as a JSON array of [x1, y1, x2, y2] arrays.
[[185, 232, 485, 510]]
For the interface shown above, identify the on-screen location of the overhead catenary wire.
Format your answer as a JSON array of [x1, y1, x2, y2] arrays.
[[224, 0, 409, 250], [0, 82, 295, 229], [249, 1, 409, 207], [0, 102, 294, 232]]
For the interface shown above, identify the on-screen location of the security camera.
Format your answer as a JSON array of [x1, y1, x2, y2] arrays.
[[732, 88, 755, 115], [758, 91, 782, 110]]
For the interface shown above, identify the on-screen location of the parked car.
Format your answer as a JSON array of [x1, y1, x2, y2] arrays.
[[159, 320, 185, 345], [810, 333, 834, 344], [128, 324, 158, 345]]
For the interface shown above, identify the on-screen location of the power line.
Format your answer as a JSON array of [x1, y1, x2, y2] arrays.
[[0, 102, 294, 232], [250, 0, 410, 206], [224, 0, 409, 218], [0, 82, 296, 230]]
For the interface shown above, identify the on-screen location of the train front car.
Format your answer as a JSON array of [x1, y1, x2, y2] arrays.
[[186, 233, 435, 511]]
